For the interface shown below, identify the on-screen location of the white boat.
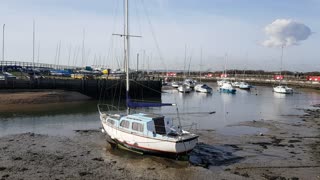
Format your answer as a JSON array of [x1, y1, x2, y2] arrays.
[[219, 82, 236, 94], [184, 79, 196, 89], [195, 84, 212, 93], [178, 84, 192, 93], [171, 82, 179, 88], [98, 0, 198, 156], [238, 82, 252, 90], [231, 81, 240, 87], [217, 79, 228, 87], [273, 85, 293, 94], [273, 46, 293, 94]]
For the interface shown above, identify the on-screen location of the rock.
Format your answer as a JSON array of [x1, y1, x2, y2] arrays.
[[92, 157, 104, 161], [12, 157, 22, 161], [79, 172, 92, 176], [241, 173, 249, 177], [288, 144, 295, 148]]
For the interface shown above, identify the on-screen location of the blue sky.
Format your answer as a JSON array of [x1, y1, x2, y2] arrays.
[[0, 0, 319, 71]]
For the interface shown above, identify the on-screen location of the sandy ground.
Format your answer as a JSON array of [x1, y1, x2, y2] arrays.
[[0, 90, 92, 115], [0, 107, 320, 179], [0, 90, 91, 105]]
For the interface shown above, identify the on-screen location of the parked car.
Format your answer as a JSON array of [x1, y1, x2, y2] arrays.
[[1, 72, 17, 80]]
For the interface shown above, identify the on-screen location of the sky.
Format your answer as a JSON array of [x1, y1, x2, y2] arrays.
[[0, 0, 319, 71]]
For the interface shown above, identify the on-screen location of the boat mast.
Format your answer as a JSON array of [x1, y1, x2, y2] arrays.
[[199, 48, 202, 83], [183, 44, 186, 78], [125, 0, 130, 115], [2, 24, 5, 73], [224, 53, 227, 78], [279, 45, 284, 86], [33, 20, 35, 76]]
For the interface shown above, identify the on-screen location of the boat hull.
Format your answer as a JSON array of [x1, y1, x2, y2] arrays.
[[178, 86, 192, 93], [101, 120, 198, 155], [239, 86, 251, 90], [220, 88, 236, 94], [195, 88, 212, 93], [195, 89, 212, 93], [273, 86, 293, 94]]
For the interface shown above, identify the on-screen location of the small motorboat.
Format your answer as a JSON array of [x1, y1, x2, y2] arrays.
[[171, 82, 179, 88], [273, 85, 293, 94], [219, 82, 236, 94], [195, 84, 213, 93], [178, 84, 192, 93], [238, 82, 252, 90], [231, 81, 240, 87], [184, 79, 196, 89], [217, 80, 229, 87]]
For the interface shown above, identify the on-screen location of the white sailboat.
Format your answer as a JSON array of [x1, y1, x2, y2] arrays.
[[217, 54, 230, 87], [195, 84, 212, 93], [183, 78, 196, 89], [220, 82, 236, 94], [171, 81, 180, 88], [98, 0, 198, 156], [273, 46, 293, 94], [178, 84, 192, 93], [195, 48, 212, 93], [273, 85, 293, 94], [238, 82, 252, 90]]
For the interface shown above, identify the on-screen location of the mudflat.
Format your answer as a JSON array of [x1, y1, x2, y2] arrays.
[[0, 90, 91, 105]]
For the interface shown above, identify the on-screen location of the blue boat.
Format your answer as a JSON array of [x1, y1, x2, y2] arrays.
[[219, 82, 236, 94]]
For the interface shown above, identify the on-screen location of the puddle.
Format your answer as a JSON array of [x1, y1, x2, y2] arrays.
[[217, 126, 268, 136], [189, 143, 243, 168]]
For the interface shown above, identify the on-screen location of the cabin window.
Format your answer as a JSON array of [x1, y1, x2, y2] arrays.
[[107, 119, 115, 125], [153, 117, 166, 135], [132, 122, 144, 132], [120, 120, 130, 129]]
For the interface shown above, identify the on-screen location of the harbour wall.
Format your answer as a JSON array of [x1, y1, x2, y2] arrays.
[[0, 78, 162, 100]]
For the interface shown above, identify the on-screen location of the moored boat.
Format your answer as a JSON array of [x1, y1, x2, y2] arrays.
[[99, 111, 198, 155], [178, 84, 192, 93], [217, 79, 228, 87], [98, 0, 198, 157], [238, 82, 252, 90], [184, 79, 196, 89], [273, 85, 293, 94], [231, 81, 240, 87], [195, 84, 213, 93], [219, 82, 236, 94], [171, 82, 179, 88]]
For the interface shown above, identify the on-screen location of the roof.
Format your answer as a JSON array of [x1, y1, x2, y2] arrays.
[[124, 113, 164, 123]]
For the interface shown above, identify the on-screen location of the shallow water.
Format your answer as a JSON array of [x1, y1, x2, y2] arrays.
[[0, 83, 320, 137]]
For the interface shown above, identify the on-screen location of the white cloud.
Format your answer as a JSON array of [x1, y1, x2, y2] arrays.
[[262, 19, 312, 47]]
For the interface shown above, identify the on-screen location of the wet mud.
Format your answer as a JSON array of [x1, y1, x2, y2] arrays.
[[0, 105, 320, 179], [189, 143, 243, 168]]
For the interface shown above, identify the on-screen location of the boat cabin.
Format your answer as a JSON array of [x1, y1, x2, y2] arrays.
[[107, 113, 176, 137]]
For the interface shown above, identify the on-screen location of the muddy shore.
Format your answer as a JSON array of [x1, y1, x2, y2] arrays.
[[0, 90, 91, 105], [0, 90, 92, 115], [0, 106, 319, 179]]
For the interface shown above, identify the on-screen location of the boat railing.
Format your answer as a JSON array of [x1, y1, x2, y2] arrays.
[[97, 104, 125, 115], [180, 122, 198, 133]]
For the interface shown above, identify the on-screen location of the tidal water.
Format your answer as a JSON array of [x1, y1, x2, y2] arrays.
[[1, 83, 320, 137]]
